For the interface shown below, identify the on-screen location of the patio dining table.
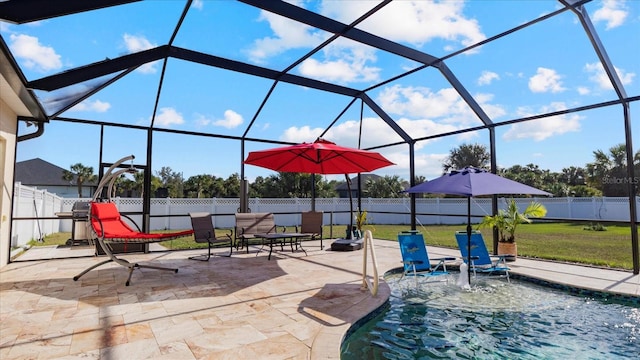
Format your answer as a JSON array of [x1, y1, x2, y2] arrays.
[[254, 232, 309, 260]]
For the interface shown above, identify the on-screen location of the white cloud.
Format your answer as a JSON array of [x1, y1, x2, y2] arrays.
[[249, 0, 485, 84], [153, 107, 184, 126], [123, 33, 157, 74], [503, 102, 581, 141], [9, 34, 62, 72], [593, 0, 628, 29], [247, 11, 326, 63], [378, 85, 463, 118], [70, 99, 111, 113], [123, 33, 154, 52], [0, 22, 11, 33], [191, 0, 204, 10], [478, 71, 499, 86], [528, 67, 566, 93], [193, 114, 210, 127], [248, 11, 380, 84], [280, 126, 325, 143], [278, 116, 455, 180], [298, 44, 381, 83], [193, 110, 244, 129], [393, 151, 448, 179], [213, 110, 244, 129], [584, 62, 635, 90], [577, 86, 590, 95], [376, 85, 505, 128], [321, 0, 486, 50]]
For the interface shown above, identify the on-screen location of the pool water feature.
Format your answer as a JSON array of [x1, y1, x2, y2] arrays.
[[341, 274, 640, 359]]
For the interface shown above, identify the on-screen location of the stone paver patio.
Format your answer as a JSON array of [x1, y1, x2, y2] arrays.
[[1, 239, 639, 359]]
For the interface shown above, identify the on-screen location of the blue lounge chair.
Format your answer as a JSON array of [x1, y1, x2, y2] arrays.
[[455, 230, 510, 281], [398, 231, 455, 280]]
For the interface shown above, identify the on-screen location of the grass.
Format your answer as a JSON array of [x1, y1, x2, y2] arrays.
[[30, 222, 638, 271]]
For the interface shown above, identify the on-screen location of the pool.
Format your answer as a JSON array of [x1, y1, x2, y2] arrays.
[[341, 273, 640, 359]]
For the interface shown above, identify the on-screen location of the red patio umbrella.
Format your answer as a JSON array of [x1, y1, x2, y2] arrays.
[[244, 138, 395, 237]]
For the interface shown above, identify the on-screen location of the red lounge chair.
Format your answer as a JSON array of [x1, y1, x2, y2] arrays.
[[73, 202, 193, 286]]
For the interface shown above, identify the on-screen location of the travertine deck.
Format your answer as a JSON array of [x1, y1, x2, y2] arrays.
[[1, 239, 639, 359]]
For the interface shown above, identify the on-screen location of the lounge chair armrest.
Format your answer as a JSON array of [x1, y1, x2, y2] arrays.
[[490, 254, 510, 266], [464, 255, 480, 261], [90, 214, 105, 237], [433, 257, 457, 261], [402, 260, 424, 266], [120, 213, 141, 231], [240, 227, 250, 236]]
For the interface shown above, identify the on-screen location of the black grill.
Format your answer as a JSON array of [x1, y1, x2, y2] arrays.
[[71, 201, 90, 219], [66, 201, 91, 246]]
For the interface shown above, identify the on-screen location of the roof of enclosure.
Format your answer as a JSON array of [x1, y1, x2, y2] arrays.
[[1, 0, 638, 180]]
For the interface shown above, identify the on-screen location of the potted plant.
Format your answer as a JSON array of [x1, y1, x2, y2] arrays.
[[353, 209, 369, 239], [478, 198, 547, 260]]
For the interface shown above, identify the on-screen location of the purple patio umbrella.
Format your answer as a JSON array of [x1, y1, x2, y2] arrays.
[[405, 166, 551, 281]]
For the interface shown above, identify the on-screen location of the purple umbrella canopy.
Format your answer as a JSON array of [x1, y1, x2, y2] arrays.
[[405, 167, 551, 197], [405, 167, 551, 283]]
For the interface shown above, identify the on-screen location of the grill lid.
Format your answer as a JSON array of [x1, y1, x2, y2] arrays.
[[71, 201, 91, 217]]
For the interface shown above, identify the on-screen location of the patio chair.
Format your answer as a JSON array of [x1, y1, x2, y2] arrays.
[[296, 211, 324, 249], [189, 212, 233, 260], [398, 230, 455, 280], [455, 230, 510, 281], [73, 201, 193, 286]]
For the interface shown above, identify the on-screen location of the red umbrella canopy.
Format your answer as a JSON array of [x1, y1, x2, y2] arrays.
[[244, 138, 395, 175]]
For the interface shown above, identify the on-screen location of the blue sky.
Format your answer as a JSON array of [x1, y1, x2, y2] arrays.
[[2, 0, 638, 183]]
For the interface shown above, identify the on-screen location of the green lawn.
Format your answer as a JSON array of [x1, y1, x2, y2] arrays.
[[31, 222, 637, 270]]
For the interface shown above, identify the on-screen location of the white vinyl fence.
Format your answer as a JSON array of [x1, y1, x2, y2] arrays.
[[11, 182, 640, 247]]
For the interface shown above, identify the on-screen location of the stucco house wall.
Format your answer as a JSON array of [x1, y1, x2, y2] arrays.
[[0, 97, 18, 268]]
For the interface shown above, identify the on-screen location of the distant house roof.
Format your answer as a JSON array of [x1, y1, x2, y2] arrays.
[[15, 158, 97, 186], [335, 174, 382, 191]]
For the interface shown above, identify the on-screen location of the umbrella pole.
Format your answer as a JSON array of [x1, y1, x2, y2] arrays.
[[467, 198, 472, 285], [346, 174, 354, 239], [311, 174, 316, 212]]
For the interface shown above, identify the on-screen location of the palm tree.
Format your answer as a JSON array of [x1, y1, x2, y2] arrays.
[[132, 171, 161, 198], [442, 143, 490, 173], [62, 163, 97, 198], [586, 144, 640, 196], [561, 166, 586, 186]]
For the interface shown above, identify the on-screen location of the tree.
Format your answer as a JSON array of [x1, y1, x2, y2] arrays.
[[586, 144, 640, 196], [184, 174, 216, 198], [110, 175, 137, 198], [365, 175, 405, 198], [249, 173, 337, 198], [442, 143, 490, 173], [500, 164, 546, 190], [222, 173, 241, 197], [413, 175, 427, 185], [314, 176, 339, 198], [560, 166, 586, 186], [156, 166, 184, 197], [132, 171, 161, 198], [62, 163, 97, 198]]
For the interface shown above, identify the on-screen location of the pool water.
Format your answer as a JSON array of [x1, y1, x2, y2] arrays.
[[341, 274, 640, 359]]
